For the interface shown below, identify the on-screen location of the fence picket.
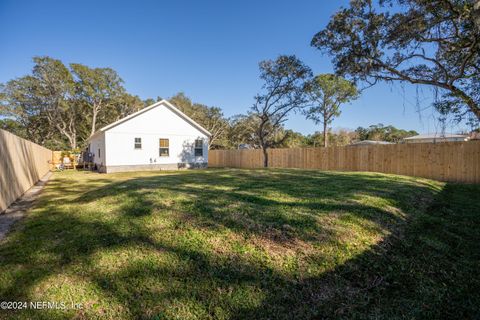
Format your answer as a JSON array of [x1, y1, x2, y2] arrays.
[[208, 141, 480, 183]]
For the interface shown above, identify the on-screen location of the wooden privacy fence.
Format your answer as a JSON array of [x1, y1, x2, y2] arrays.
[[0, 129, 53, 212], [208, 141, 480, 183]]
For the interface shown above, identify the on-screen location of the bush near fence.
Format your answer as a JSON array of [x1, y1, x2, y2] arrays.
[[208, 141, 480, 183], [0, 129, 52, 212]]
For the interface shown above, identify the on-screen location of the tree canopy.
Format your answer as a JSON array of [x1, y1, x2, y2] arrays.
[[312, 0, 480, 124], [355, 123, 418, 142], [304, 74, 359, 147], [169, 92, 229, 149], [0, 56, 423, 152], [0, 56, 143, 149], [252, 55, 313, 166], [70, 63, 127, 137]]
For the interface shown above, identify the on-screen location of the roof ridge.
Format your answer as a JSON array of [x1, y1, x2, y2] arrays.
[[88, 100, 212, 140]]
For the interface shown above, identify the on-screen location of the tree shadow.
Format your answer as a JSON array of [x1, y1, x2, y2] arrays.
[[235, 182, 480, 319], [74, 169, 436, 245], [0, 169, 478, 319], [178, 139, 207, 168]]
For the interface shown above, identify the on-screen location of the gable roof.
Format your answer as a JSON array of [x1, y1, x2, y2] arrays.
[[88, 100, 212, 140]]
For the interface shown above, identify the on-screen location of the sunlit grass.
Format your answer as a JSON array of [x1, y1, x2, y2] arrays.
[[0, 169, 478, 319]]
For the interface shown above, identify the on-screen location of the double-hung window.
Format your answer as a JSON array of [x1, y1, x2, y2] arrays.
[[159, 139, 169, 157], [194, 139, 203, 157], [134, 137, 142, 149]]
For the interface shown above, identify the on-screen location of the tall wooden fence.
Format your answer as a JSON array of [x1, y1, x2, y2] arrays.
[[209, 141, 480, 183], [0, 129, 52, 212]]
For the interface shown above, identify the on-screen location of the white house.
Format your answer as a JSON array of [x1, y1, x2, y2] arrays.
[[87, 100, 211, 173]]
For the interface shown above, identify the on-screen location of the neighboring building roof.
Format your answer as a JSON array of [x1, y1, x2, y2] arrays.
[[238, 144, 253, 149], [350, 140, 394, 145], [403, 133, 469, 140], [88, 99, 212, 141]]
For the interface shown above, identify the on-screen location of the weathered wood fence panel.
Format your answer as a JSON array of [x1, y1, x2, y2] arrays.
[[0, 129, 52, 212], [208, 141, 480, 183]]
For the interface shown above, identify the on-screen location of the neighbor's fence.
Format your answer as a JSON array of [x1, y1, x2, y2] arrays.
[[208, 141, 480, 183], [51, 151, 64, 167], [0, 129, 52, 212], [51, 151, 80, 169]]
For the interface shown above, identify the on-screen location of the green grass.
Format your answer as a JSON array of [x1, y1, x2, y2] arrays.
[[0, 168, 479, 319]]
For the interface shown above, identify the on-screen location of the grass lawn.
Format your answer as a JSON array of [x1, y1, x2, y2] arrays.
[[0, 168, 479, 319]]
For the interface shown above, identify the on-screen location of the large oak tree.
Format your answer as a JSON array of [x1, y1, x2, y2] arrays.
[[312, 0, 480, 123], [1, 57, 80, 148], [1, 56, 143, 149], [70, 63, 125, 137]]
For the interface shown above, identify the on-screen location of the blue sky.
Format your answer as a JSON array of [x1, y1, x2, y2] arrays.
[[0, 0, 467, 134]]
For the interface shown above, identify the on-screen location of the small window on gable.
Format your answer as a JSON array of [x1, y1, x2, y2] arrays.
[[134, 137, 142, 149], [194, 139, 203, 157], [159, 138, 169, 157], [98, 148, 101, 158]]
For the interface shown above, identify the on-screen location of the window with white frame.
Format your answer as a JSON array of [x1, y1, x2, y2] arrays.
[[194, 139, 203, 156], [159, 139, 169, 157], [134, 137, 142, 149]]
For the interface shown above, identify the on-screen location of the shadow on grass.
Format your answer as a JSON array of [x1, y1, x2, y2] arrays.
[[0, 169, 478, 319], [73, 169, 436, 244]]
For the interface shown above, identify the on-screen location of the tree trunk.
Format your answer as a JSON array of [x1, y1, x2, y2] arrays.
[[258, 120, 269, 168], [54, 121, 76, 150], [71, 133, 77, 149], [323, 122, 328, 148], [474, 107, 480, 122], [208, 133, 216, 149], [452, 87, 480, 121], [436, 86, 479, 121], [262, 147, 268, 168], [61, 131, 76, 150], [90, 109, 98, 137]]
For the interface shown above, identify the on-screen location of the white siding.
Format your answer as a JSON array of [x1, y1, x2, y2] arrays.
[[88, 132, 106, 168], [105, 104, 209, 166]]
